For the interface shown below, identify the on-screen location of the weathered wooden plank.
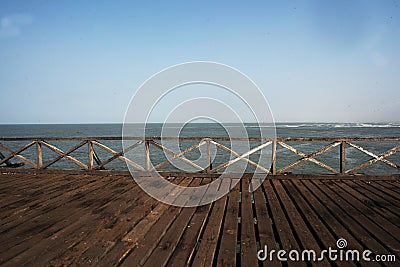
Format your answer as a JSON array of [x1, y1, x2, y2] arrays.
[[0, 173, 84, 212], [0, 172, 59, 195], [191, 180, 230, 266], [17, 177, 144, 265], [283, 180, 353, 267], [0, 176, 124, 265], [0, 174, 112, 223], [121, 178, 192, 243], [376, 179, 400, 193], [49, 178, 161, 266], [371, 181, 400, 198], [240, 178, 258, 267], [263, 179, 306, 263], [0, 171, 399, 266], [119, 178, 202, 266], [3, 210, 101, 266], [142, 205, 198, 266], [329, 180, 400, 237], [0, 173, 75, 218], [252, 179, 282, 267], [216, 178, 240, 267], [353, 180, 400, 209], [294, 180, 377, 266], [374, 180, 400, 194], [0, 176, 117, 253], [166, 203, 212, 266], [3, 186, 119, 253], [319, 180, 400, 256], [272, 180, 331, 266], [341, 181, 400, 226], [166, 178, 213, 266], [76, 178, 186, 267], [305, 180, 394, 257], [143, 179, 213, 265]]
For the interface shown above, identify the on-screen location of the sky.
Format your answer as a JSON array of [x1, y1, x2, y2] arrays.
[[0, 0, 399, 124]]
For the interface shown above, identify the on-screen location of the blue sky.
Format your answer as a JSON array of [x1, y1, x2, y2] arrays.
[[0, 0, 399, 123]]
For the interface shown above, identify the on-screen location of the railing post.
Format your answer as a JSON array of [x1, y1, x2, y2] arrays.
[[88, 140, 94, 170], [271, 139, 277, 175], [145, 140, 150, 171], [36, 141, 42, 169], [206, 139, 211, 174], [340, 141, 346, 175]]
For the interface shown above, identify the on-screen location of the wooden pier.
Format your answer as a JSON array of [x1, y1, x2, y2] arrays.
[[0, 136, 399, 265], [0, 170, 399, 266]]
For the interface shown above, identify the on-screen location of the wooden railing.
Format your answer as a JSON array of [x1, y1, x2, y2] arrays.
[[0, 137, 399, 175]]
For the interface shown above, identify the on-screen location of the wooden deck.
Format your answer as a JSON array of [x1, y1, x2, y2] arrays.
[[0, 171, 399, 266]]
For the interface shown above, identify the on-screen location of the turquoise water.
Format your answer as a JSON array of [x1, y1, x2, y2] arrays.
[[0, 123, 399, 174]]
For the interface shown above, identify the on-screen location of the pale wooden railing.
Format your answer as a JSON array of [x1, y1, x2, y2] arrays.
[[0, 137, 399, 175]]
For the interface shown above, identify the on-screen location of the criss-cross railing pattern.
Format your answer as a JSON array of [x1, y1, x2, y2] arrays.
[[0, 137, 399, 174]]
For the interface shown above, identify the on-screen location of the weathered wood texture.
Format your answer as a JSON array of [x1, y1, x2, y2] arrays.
[[1, 136, 399, 175], [0, 171, 398, 266]]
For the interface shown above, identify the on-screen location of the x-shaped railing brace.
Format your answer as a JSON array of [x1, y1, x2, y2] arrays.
[[345, 142, 400, 174], [277, 141, 341, 174]]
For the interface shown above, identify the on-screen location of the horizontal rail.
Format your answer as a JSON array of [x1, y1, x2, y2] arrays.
[[1, 136, 400, 141], [0, 136, 399, 175]]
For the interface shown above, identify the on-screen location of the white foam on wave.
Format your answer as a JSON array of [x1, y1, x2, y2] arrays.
[[273, 123, 400, 128], [357, 123, 400, 128]]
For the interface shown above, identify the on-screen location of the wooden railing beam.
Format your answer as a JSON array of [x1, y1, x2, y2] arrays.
[[0, 136, 398, 175], [340, 141, 345, 175], [0, 141, 36, 168], [88, 141, 94, 170], [36, 141, 42, 169], [272, 140, 277, 175]]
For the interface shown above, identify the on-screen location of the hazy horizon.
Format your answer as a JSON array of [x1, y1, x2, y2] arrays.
[[1, 121, 400, 126]]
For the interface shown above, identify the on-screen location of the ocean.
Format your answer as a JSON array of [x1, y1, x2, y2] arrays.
[[0, 123, 399, 174]]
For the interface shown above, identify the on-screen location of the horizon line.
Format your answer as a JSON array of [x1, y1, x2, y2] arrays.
[[0, 121, 399, 125]]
